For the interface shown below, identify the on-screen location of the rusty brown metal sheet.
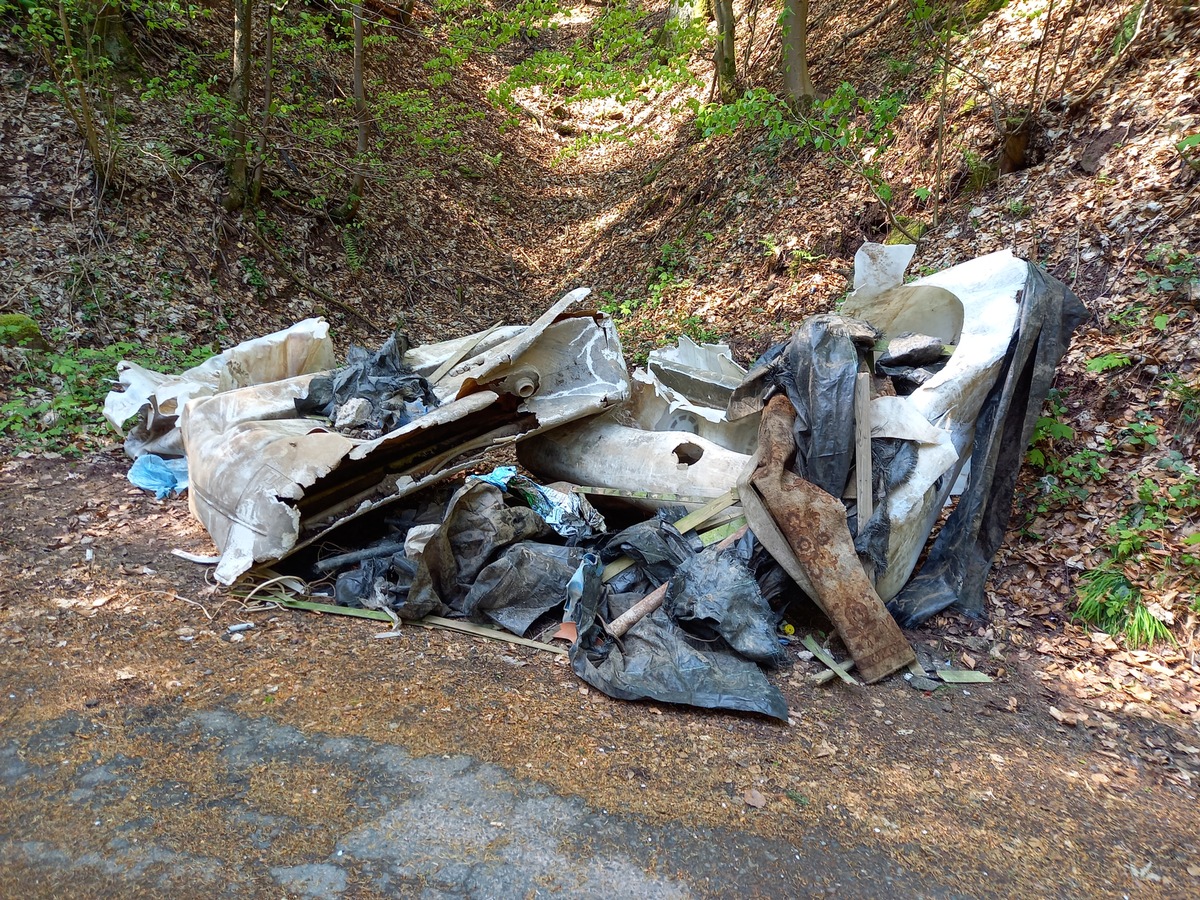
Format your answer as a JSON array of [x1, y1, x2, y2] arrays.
[[746, 396, 915, 683]]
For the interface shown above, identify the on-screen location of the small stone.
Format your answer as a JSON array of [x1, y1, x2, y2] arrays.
[[334, 397, 373, 430], [880, 332, 946, 368], [907, 675, 942, 692]]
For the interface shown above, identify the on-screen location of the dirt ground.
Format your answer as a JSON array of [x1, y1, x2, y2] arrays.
[[1, 451, 1198, 898]]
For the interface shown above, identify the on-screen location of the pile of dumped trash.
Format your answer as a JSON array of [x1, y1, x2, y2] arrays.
[[105, 245, 1086, 720]]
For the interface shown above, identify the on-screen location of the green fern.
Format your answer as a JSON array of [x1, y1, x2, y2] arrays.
[[341, 225, 366, 273], [1085, 352, 1131, 374]]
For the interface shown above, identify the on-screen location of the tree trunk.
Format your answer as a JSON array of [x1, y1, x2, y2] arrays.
[[54, 0, 112, 192], [782, 0, 815, 102], [95, 1, 135, 70], [250, 10, 274, 207], [333, 3, 367, 223], [712, 0, 737, 102], [656, 0, 704, 49], [226, 0, 253, 212]]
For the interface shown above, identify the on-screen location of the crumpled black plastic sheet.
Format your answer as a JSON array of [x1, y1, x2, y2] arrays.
[[665, 545, 788, 669], [462, 542, 588, 635], [296, 330, 440, 432], [887, 265, 1088, 626], [569, 567, 790, 722], [327, 475, 792, 719], [334, 553, 417, 610], [598, 514, 698, 592], [407, 481, 554, 623], [736, 315, 878, 497]]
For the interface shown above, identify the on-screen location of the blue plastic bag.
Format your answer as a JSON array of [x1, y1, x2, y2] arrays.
[[128, 454, 190, 499]]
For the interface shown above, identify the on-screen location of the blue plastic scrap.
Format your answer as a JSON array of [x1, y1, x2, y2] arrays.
[[472, 465, 607, 540], [128, 454, 189, 499]]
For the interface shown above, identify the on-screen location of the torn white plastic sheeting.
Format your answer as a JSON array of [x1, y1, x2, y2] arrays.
[[859, 396, 959, 517], [847, 245, 964, 347], [434, 288, 599, 399], [518, 419, 750, 512], [405, 325, 525, 398], [847, 247, 1026, 601], [103, 318, 336, 458], [852, 243, 917, 301], [181, 293, 630, 584], [624, 336, 759, 455]]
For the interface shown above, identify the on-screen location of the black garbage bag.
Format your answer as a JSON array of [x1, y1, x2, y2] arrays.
[[407, 481, 556, 620], [731, 315, 878, 497], [728, 528, 793, 608], [851, 437, 920, 569], [334, 552, 419, 608], [568, 548, 789, 722], [461, 542, 588, 636], [599, 514, 699, 591], [887, 264, 1088, 626], [665, 545, 788, 668], [296, 330, 439, 433], [334, 556, 393, 608]]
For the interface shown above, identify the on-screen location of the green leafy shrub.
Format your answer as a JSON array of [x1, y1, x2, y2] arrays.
[[1085, 352, 1132, 373], [1075, 566, 1171, 648], [1138, 244, 1196, 297], [1026, 389, 1073, 468], [0, 331, 214, 455], [693, 83, 903, 207]]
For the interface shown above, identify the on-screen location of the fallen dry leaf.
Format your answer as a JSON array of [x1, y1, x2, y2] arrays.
[[1050, 706, 1079, 727], [814, 740, 836, 759], [742, 788, 766, 809]]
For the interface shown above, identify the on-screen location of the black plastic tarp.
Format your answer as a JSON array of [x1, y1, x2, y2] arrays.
[[296, 330, 439, 432], [569, 575, 790, 722], [406, 481, 557, 625]]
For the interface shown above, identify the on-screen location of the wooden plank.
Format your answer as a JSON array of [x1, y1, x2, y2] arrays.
[[937, 669, 993, 684], [573, 485, 736, 505], [698, 517, 747, 546], [272, 598, 566, 655], [854, 371, 873, 531], [671, 489, 738, 534]]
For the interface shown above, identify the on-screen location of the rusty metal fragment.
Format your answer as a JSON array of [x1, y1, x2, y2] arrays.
[[743, 396, 915, 683]]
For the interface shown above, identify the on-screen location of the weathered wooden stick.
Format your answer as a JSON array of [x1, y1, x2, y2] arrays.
[[802, 634, 861, 686], [605, 524, 749, 638], [605, 582, 669, 639], [812, 661, 857, 685]]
